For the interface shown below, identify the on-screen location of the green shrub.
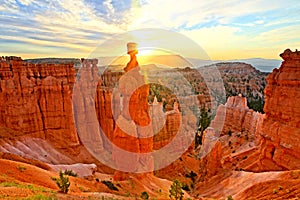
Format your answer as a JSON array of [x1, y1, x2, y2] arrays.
[[227, 130, 232, 136], [18, 165, 26, 172], [24, 194, 58, 200], [195, 109, 212, 147], [185, 171, 197, 182], [190, 183, 194, 190], [63, 169, 77, 177], [169, 179, 183, 200], [101, 180, 118, 191], [141, 191, 149, 200], [182, 183, 190, 191], [248, 99, 264, 113], [0, 182, 51, 194], [227, 195, 234, 200], [52, 171, 70, 193]]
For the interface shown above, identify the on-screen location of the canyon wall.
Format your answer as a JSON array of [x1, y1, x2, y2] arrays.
[[0, 56, 79, 149], [2, 53, 287, 177], [260, 49, 300, 170], [199, 49, 300, 178], [0, 56, 194, 169]]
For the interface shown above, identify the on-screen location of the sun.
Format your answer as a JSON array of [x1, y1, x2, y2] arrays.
[[138, 49, 154, 56]]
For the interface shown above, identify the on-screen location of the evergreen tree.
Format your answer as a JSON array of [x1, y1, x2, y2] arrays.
[[169, 179, 184, 200], [52, 170, 70, 193]]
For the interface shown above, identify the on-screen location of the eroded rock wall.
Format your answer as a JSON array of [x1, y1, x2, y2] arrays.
[[260, 49, 300, 169], [210, 96, 263, 138], [0, 56, 79, 149], [199, 49, 300, 175]]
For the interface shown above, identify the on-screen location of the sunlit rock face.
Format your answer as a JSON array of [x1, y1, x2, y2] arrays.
[[197, 96, 263, 177], [200, 49, 300, 174], [0, 56, 79, 149], [210, 96, 263, 138], [112, 43, 154, 180], [260, 49, 300, 170]]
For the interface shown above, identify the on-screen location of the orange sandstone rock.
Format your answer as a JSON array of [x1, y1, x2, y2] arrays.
[[112, 43, 153, 180], [260, 49, 300, 169], [0, 56, 79, 149]]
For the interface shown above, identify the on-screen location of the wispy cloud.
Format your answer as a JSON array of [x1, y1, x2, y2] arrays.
[[253, 25, 300, 43], [18, 0, 36, 6], [128, 0, 290, 30], [0, 0, 19, 13], [0, 0, 299, 59]]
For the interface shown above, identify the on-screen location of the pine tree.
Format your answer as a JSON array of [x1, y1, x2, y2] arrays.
[[169, 179, 184, 200], [53, 170, 70, 193]]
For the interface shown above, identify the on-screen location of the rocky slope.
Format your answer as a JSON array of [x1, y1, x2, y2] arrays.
[[192, 96, 300, 199], [0, 158, 192, 200]]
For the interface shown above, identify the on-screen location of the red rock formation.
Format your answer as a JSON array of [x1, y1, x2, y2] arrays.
[[93, 61, 195, 177], [194, 95, 264, 180], [0, 56, 79, 149], [197, 49, 300, 181], [198, 128, 223, 180], [260, 49, 300, 170], [210, 96, 263, 137], [112, 43, 153, 180], [153, 112, 181, 150], [72, 58, 104, 155]]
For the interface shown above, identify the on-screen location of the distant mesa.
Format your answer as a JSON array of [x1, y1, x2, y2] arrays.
[[24, 57, 82, 66]]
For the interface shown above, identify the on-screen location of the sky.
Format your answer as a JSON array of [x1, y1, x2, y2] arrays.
[[0, 0, 300, 60]]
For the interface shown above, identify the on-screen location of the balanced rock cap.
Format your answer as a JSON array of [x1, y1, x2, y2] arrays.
[[127, 42, 138, 54]]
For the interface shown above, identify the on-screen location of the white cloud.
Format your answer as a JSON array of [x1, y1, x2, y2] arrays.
[[1, 35, 93, 52], [103, 0, 115, 16], [18, 0, 36, 6], [252, 25, 300, 43], [127, 0, 288, 30], [33, 0, 126, 34], [1, 0, 299, 59], [0, 0, 19, 13], [1, 0, 132, 57]]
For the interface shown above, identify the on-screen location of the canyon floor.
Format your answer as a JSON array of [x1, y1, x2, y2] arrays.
[[0, 147, 299, 200]]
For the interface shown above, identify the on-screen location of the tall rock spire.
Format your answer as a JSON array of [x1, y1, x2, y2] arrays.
[[124, 42, 139, 72], [112, 43, 153, 180]]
